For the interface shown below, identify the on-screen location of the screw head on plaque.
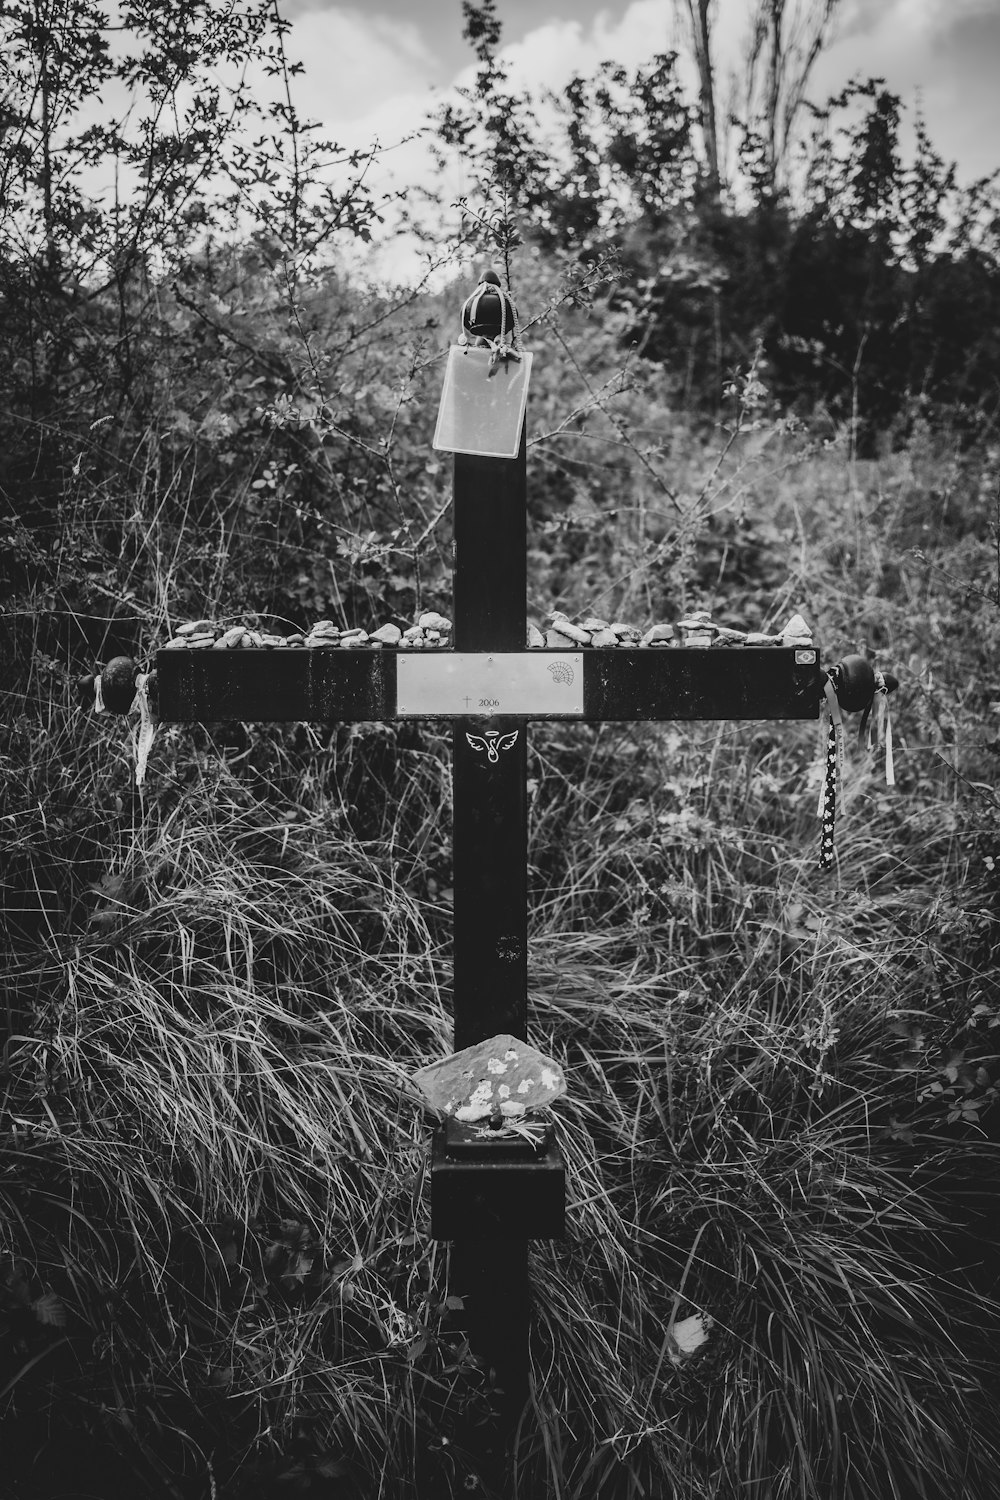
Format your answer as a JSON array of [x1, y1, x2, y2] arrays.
[[433, 271, 533, 460]]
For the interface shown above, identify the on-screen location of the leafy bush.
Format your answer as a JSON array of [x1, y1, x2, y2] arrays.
[[3, 5, 1000, 1496]]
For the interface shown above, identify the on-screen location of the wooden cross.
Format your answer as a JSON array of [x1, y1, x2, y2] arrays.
[[105, 313, 823, 1480], [149, 433, 821, 1419]]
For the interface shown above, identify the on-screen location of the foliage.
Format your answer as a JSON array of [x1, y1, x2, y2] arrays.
[[4, 386, 1000, 1497], [2, 4, 1000, 1498], [432, 10, 1000, 435]]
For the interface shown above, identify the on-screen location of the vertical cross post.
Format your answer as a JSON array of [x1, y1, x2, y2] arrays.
[[452, 433, 528, 1044], [449, 430, 532, 1421]]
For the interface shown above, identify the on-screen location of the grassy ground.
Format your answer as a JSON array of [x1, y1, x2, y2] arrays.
[[2, 404, 1000, 1497]]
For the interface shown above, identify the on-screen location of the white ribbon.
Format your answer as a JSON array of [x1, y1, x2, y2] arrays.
[[128, 672, 158, 788], [93, 675, 107, 713], [461, 279, 521, 374], [871, 670, 895, 786], [486, 335, 522, 372]]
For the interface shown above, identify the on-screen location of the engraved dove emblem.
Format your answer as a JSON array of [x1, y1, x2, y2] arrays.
[[466, 729, 519, 763]]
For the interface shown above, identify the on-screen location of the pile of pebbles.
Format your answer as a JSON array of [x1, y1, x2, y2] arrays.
[[161, 610, 813, 652], [163, 612, 454, 651], [532, 610, 812, 649]]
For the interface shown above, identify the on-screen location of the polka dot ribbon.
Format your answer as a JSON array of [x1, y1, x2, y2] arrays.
[[460, 280, 522, 373], [816, 666, 896, 869], [817, 675, 845, 870]]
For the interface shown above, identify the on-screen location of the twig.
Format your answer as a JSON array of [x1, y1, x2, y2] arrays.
[[547, 320, 681, 514], [909, 549, 999, 607]]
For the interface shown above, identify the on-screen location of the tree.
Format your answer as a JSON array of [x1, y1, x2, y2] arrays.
[[742, 0, 843, 194], [0, 0, 386, 292], [669, 0, 843, 196], [675, 0, 722, 195]]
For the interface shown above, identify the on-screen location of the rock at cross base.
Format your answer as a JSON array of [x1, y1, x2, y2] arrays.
[[412, 1034, 567, 1121]]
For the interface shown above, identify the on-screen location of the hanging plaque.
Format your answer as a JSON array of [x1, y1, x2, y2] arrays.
[[396, 652, 582, 717], [433, 345, 533, 459]]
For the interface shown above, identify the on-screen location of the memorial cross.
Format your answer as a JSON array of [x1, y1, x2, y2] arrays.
[[143, 439, 822, 1407], [91, 297, 836, 1470]]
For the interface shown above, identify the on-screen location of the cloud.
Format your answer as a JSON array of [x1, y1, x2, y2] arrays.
[[284, 0, 1000, 284], [285, 7, 438, 127], [486, 1, 674, 97], [837, 0, 1000, 41]]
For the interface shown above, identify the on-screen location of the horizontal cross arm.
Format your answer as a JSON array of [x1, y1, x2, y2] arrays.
[[156, 649, 393, 723], [584, 646, 821, 720], [154, 647, 822, 724]]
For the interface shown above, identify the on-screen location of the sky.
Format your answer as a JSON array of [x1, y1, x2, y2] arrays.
[[272, 0, 1000, 280]]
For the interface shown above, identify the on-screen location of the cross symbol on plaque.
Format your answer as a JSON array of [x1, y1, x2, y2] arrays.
[[148, 347, 823, 1436]]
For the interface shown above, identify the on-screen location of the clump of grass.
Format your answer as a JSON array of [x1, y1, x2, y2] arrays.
[[516, 710, 1000, 1499], [3, 415, 1000, 1497], [512, 920, 1000, 1498], [1, 726, 479, 1497]]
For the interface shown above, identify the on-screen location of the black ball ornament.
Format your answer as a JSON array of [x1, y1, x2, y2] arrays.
[[100, 656, 139, 713], [462, 270, 517, 343], [830, 654, 876, 713]]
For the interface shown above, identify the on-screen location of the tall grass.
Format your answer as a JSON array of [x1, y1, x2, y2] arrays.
[[3, 340, 1000, 1496]]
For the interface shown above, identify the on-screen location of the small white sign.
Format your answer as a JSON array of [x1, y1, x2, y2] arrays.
[[433, 346, 533, 459], [396, 653, 583, 717]]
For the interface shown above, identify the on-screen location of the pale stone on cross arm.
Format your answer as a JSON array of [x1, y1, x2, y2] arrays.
[[674, 617, 718, 646], [215, 626, 246, 649], [550, 619, 592, 645], [781, 612, 813, 644]]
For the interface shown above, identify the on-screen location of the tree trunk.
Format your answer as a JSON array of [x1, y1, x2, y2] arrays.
[[682, 0, 721, 196], [744, 0, 842, 192]]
